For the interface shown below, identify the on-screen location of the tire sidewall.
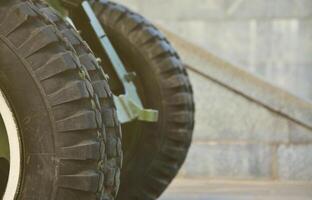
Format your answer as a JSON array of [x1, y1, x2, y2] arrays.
[[0, 38, 56, 199]]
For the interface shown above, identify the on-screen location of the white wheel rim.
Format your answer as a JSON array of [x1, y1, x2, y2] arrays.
[[0, 88, 21, 200]]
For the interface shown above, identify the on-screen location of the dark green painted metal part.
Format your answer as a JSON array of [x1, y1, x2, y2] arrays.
[[81, 1, 158, 123], [0, 116, 10, 161], [47, 0, 66, 15]]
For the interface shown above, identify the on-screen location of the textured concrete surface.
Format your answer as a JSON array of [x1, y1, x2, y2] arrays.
[[169, 67, 312, 180], [188, 70, 290, 143], [159, 179, 312, 200], [180, 143, 273, 179], [289, 124, 312, 143], [278, 145, 312, 181]]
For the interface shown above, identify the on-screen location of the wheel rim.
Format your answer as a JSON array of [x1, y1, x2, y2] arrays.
[[0, 88, 21, 199]]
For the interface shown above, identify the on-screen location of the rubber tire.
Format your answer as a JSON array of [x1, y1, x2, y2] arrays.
[[67, 1, 195, 199], [0, 1, 121, 199], [38, 2, 122, 199]]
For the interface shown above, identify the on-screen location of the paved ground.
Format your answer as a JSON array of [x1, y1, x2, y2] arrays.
[[159, 179, 312, 200]]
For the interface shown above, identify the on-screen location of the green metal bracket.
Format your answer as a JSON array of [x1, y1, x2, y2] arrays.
[[81, 1, 159, 123], [114, 95, 158, 123], [0, 116, 10, 161]]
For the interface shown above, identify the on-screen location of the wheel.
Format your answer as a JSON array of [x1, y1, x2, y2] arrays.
[[0, 1, 121, 199], [67, 1, 195, 199]]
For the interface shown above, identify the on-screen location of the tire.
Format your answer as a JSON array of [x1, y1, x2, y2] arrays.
[[0, 1, 121, 199], [67, 1, 195, 200]]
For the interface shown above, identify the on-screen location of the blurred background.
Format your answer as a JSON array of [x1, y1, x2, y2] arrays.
[[114, 0, 312, 199]]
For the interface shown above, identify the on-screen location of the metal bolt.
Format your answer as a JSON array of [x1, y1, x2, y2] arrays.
[[96, 57, 102, 64]]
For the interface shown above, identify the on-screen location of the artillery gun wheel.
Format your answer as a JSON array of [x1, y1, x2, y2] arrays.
[[68, 1, 195, 199], [0, 1, 121, 199]]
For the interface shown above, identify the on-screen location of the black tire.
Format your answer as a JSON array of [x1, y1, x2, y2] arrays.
[[0, 1, 121, 199], [67, 1, 195, 200]]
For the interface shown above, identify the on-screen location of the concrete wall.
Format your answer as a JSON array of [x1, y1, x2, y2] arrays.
[[181, 70, 312, 180], [115, 0, 312, 102]]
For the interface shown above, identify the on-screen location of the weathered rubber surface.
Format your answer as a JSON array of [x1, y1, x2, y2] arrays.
[[38, 2, 122, 199], [67, 1, 195, 200], [0, 0, 121, 199]]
